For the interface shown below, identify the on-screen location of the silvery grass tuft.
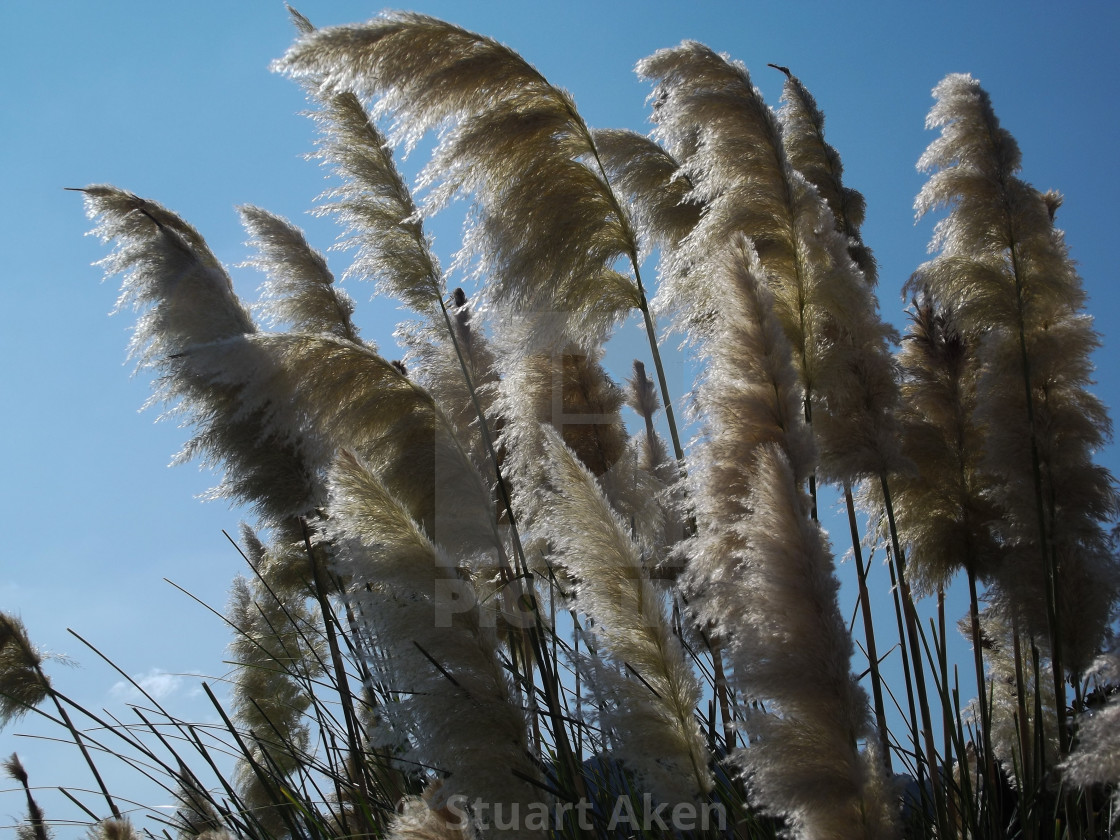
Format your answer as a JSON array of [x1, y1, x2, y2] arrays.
[[4, 9, 1118, 840]]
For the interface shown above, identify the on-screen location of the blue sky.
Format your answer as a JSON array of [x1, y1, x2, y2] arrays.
[[3, 1, 1119, 833]]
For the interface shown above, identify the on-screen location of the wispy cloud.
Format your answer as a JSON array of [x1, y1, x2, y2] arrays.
[[109, 668, 205, 704]]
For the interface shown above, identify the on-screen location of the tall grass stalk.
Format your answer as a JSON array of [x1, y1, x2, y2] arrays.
[[4, 13, 1118, 840]]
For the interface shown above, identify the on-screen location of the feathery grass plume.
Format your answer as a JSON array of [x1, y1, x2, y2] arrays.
[[685, 238, 814, 556], [772, 66, 877, 285], [325, 452, 544, 836], [85, 819, 140, 840], [0, 614, 50, 726], [240, 205, 363, 345], [276, 12, 643, 350], [637, 42, 796, 333], [888, 295, 1007, 814], [491, 335, 628, 524], [79, 186, 254, 368], [913, 73, 1120, 681], [980, 308, 1118, 674], [237, 521, 315, 600], [638, 46, 899, 485], [306, 87, 443, 314], [678, 240, 892, 836], [1063, 643, 1120, 825], [304, 84, 511, 535], [891, 296, 1001, 595], [5, 754, 51, 840], [178, 332, 498, 562], [592, 128, 702, 256], [81, 187, 327, 524], [538, 425, 711, 802], [732, 447, 893, 839]]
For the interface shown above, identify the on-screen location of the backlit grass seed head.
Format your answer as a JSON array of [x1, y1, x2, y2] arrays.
[[325, 453, 543, 832], [890, 297, 1002, 594], [539, 426, 711, 802], [726, 448, 892, 840], [80, 187, 255, 369], [85, 820, 140, 840], [0, 614, 50, 727], [775, 69, 876, 285], [278, 13, 644, 348], [308, 89, 443, 313], [240, 204, 362, 344], [592, 127, 702, 258]]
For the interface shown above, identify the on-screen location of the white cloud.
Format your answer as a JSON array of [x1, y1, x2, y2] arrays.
[[109, 668, 205, 704]]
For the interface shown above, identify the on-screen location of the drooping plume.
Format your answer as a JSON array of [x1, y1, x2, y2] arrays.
[[276, 12, 644, 350], [80, 187, 325, 524], [592, 128, 702, 256], [177, 332, 500, 562], [240, 204, 363, 345]]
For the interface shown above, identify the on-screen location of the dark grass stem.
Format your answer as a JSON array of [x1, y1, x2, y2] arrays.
[[33, 665, 122, 821], [879, 471, 944, 825], [299, 518, 374, 836], [844, 483, 891, 770]]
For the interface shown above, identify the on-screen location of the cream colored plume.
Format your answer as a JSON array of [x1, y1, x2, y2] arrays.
[[913, 73, 1119, 675], [80, 185, 254, 370], [276, 12, 642, 350], [325, 452, 544, 837], [240, 204, 362, 344], [773, 68, 876, 285], [889, 296, 1002, 596], [727, 448, 893, 840], [975, 606, 1060, 775], [307, 89, 443, 314], [679, 239, 892, 837], [538, 426, 711, 802], [592, 128, 701, 256], [637, 47, 900, 484], [179, 332, 498, 562], [82, 187, 327, 524], [683, 239, 813, 617]]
